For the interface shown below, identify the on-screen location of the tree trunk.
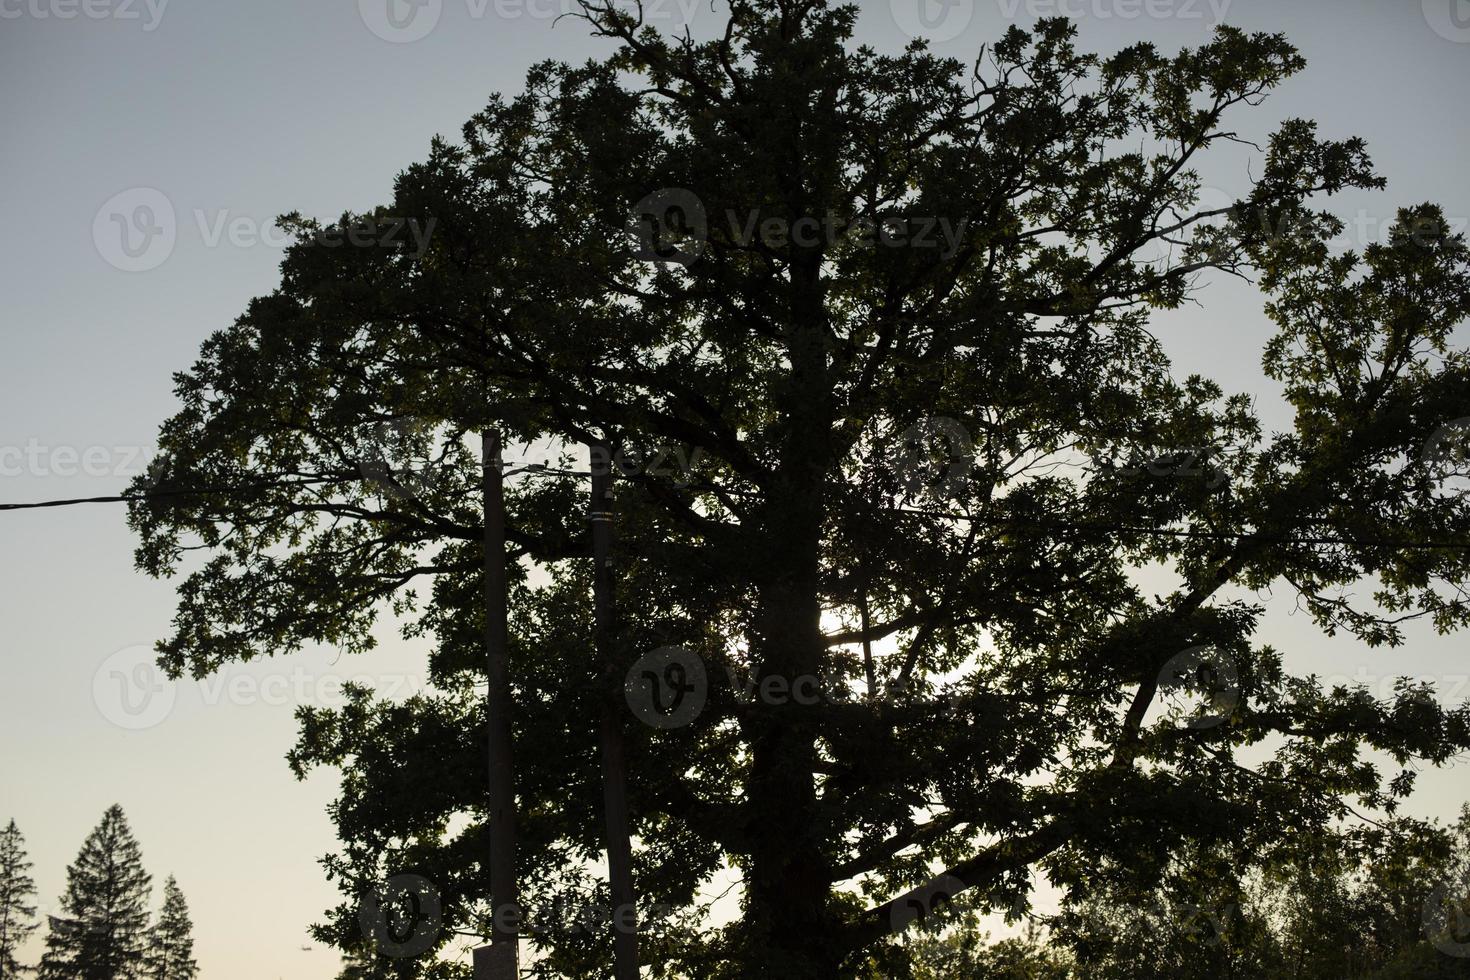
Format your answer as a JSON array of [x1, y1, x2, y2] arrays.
[[477, 430, 519, 980], [592, 453, 640, 979], [739, 252, 843, 978]]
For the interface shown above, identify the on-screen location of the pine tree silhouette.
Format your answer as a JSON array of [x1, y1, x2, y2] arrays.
[[0, 820, 39, 979], [38, 805, 151, 980], [143, 876, 197, 980]]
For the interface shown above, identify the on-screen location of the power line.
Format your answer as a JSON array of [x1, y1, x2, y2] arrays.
[[0, 477, 355, 513], [0, 465, 556, 512]]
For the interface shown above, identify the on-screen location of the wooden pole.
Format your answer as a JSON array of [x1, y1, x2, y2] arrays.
[[591, 449, 640, 979], [475, 430, 519, 980], [859, 551, 877, 700]]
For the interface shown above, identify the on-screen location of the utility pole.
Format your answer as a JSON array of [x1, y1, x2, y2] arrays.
[[591, 447, 640, 979], [475, 429, 519, 980]]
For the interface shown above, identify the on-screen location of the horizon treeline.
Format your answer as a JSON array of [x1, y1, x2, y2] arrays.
[[906, 805, 1470, 979]]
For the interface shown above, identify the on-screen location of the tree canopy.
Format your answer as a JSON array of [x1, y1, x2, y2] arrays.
[[907, 806, 1470, 979], [130, 3, 1470, 977]]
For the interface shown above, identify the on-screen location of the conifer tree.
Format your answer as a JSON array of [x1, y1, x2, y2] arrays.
[[338, 944, 378, 980], [0, 820, 39, 980], [38, 806, 151, 980], [143, 877, 197, 980]]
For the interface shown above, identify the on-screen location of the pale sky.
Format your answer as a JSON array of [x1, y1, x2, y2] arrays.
[[2, 1, 1468, 976]]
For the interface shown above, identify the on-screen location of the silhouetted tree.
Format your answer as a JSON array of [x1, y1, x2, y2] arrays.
[[339, 944, 376, 979], [143, 877, 196, 980], [0, 820, 39, 979], [130, 2, 1470, 977], [906, 918, 1069, 979], [908, 808, 1470, 979], [38, 806, 151, 980]]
